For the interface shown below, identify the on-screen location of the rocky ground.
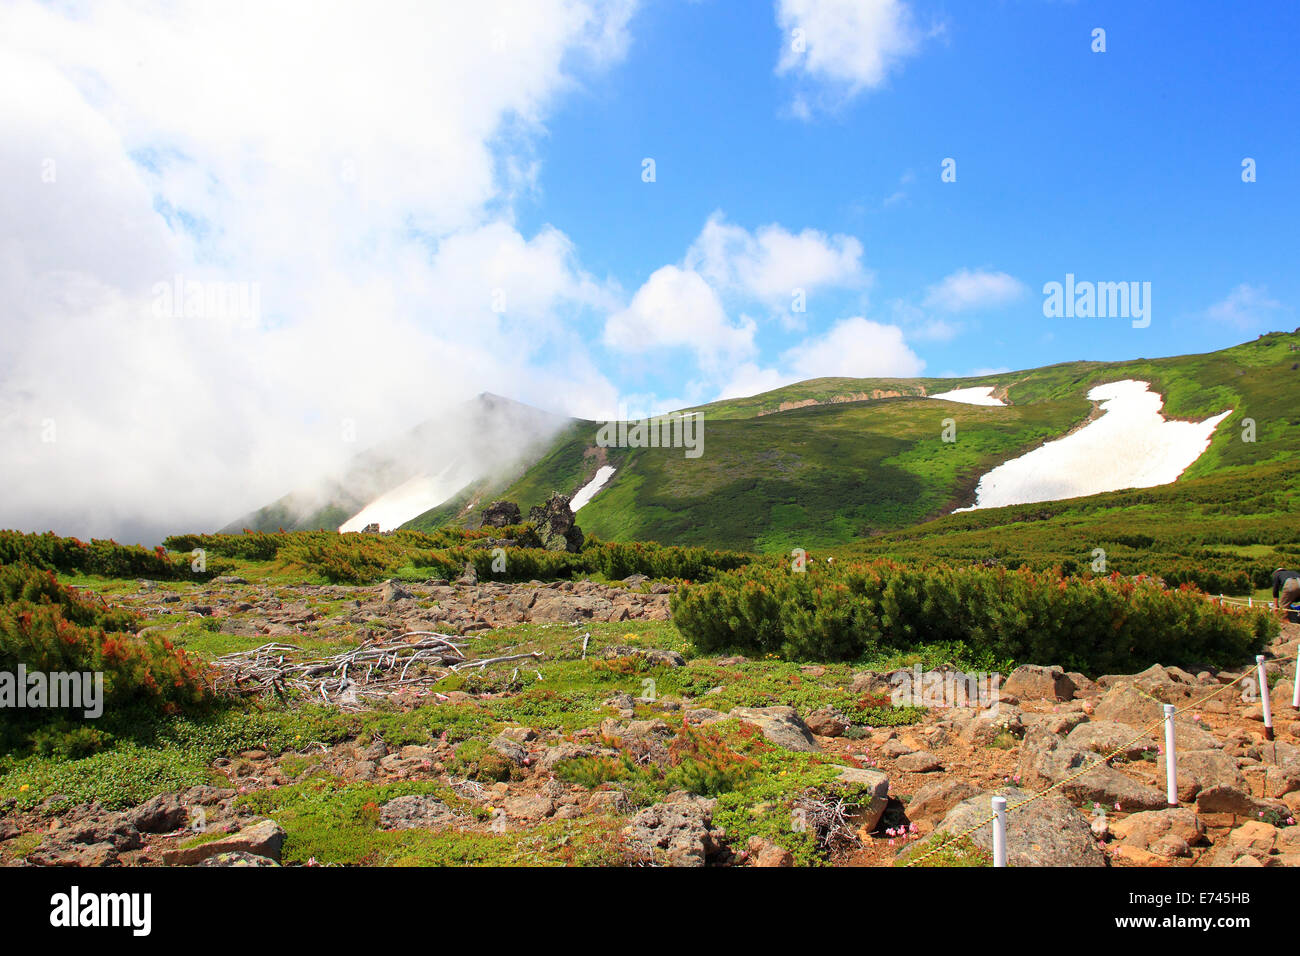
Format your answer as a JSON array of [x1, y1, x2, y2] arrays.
[[2, 573, 1297, 868]]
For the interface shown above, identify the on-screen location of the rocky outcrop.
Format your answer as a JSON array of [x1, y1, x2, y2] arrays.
[[480, 500, 522, 528], [528, 492, 584, 552]]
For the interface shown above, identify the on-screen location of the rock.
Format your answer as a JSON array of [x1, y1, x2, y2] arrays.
[[622, 800, 719, 866], [197, 851, 279, 867], [906, 779, 981, 824], [1211, 821, 1276, 866], [130, 791, 191, 834], [880, 739, 915, 758], [1155, 750, 1244, 802], [455, 562, 478, 586], [379, 795, 462, 830], [489, 735, 528, 766], [1093, 683, 1163, 728], [527, 492, 585, 553], [1195, 785, 1285, 818], [804, 707, 849, 737], [1065, 720, 1158, 761], [1018, 728, 1168, 810], [932, 787, 1105, 867], [1003, 664, 1076, 702], [834, 767, 891, 833], [1024, 711, 1090, 737], [746, 836, 794, 867], [960, 708, 1025, 746], [622, 573, 649, 586], [729, 706, 820, 752], [361, 523, 380, 534], [539, 742, 617, 771], [162, 819, 286, 866], [480, 500, 522, 528], [1110, 807, 1204, 855], [28, 841, 120, 867], [503, 794, 555, 822], [379, 579, 412, 602], [896, 751, 942, 773]]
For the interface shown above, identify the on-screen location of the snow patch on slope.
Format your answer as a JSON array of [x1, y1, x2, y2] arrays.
[[928, 386, 1006, 406], [339, 459, 472, 532], [571, 466, 616, 511], [958, 380, 1230, 511]]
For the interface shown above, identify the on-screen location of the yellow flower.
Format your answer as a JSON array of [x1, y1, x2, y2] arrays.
[[19, 784, 30, 792]]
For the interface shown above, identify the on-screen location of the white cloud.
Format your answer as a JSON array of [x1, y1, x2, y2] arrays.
[[1204, 284, 1289, 329], [603, 265, 757, 369], [0, 0, 636, 541], [922, 268, 1027, 313], [717, 316, 924, 400], [774, 0, 925, 113], [717, 363, 796, 401], [685, 212, 867, 307], [785, 316, 924, 378]]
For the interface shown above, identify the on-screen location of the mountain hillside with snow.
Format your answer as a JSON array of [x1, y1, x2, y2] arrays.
[[240, 333, 1298, 554]]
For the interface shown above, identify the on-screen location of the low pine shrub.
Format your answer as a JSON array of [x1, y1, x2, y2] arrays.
[[671, 560, 1275, 673]]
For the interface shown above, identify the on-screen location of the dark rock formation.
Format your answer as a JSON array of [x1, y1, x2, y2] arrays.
[[528, 492, 584, 553], [480, 500, 522, 528]]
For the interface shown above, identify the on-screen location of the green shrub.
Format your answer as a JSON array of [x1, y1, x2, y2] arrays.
[[672, 560, 1275, 672]]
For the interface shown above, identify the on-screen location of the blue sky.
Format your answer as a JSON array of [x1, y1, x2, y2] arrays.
[[526, 0, 1299, 402], [2, 0, 1296, 536]]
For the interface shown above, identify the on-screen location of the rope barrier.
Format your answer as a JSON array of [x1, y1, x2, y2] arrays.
[[903, 668, 1258, 867]]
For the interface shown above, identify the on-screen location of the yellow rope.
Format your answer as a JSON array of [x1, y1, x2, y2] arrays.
[[903, 668, 1256, 867]]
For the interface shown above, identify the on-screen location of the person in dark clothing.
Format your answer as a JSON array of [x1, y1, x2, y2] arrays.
[[1273, 568, 1300, 610]]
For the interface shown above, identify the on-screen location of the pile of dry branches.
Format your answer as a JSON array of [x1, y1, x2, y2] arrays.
[[212, 631, 541, 709]]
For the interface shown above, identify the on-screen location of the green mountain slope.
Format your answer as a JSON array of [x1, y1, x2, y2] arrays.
[[404, 331, 1299, 554]]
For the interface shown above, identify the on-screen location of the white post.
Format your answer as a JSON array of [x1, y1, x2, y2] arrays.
[[1163, 704, 1178, 806], [1293, 643, 1299, 710], [1258, 655, 1274, 741], [991, 796, 1007, 868]]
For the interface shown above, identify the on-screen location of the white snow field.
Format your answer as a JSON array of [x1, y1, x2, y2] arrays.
[[339, 459, 472, 532], [959, 380, 1231, 511], [928, 386, 1006, 406], [571, 465, 616, 511]]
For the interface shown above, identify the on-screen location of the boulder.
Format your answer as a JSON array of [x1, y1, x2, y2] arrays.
[[896, 751, 942, 773], [729, 706, 820, 752], [1003, 664, 1076, 702], [527, 492, 585, 553], [1018, 728, 1168, 810], [379, 795, 462, 830], [1065, 720, 1158, 761], [130, 791, 192, 834], [480, 500, 522, 528], [835, 766, 891, 833], [1155, 750, 1244, 802], [805, 707, 849, 737], [1109, 807, 1204, 856], [162, 819, 286, 866], [622, 800, 719, 866], [746, 836, 794, 867], [907, 779, 981, 824], [932, 787, 1105, 867], [1195, 785, 1285, 818]]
